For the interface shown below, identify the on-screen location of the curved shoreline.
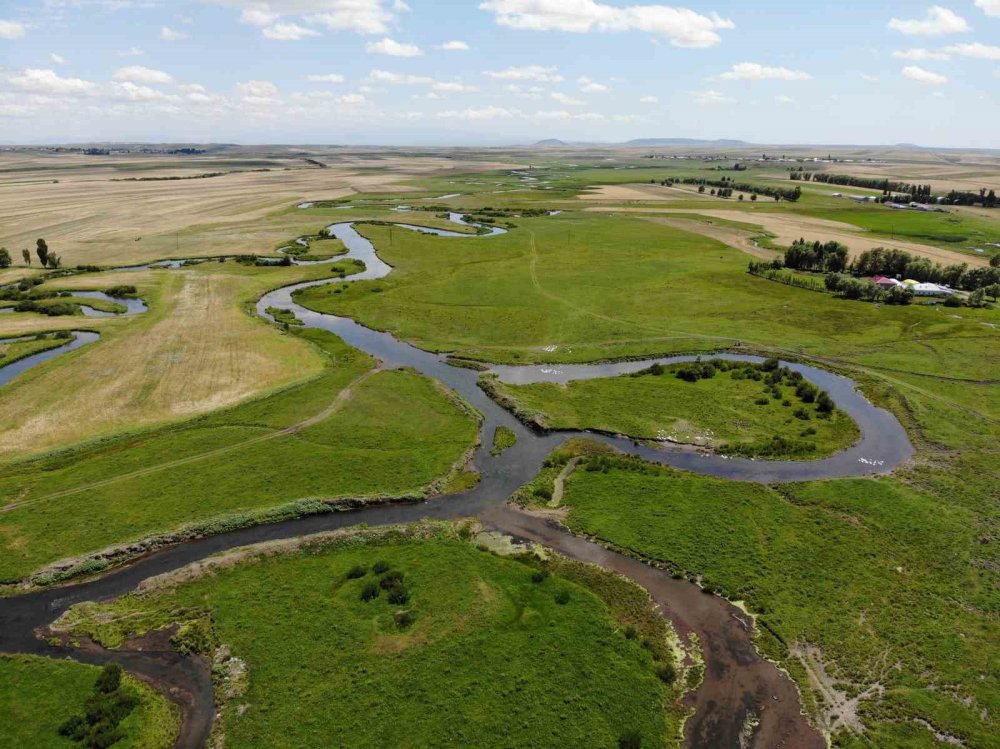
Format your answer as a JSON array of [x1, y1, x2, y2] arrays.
[[0, 213, 914, 749]]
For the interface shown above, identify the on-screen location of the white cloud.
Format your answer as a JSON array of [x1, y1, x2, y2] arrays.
[[367, 69, 434, 84], [50, 53, 66, 64], [484, 64, 563, 82], [365, 37, 421, 56], [5, 68, 97, 96], [432, 81, 479, 93], [179, 83, 206, 93], [551, 91, 584, 105], [943, 42, 1000, 60], [240, 8, 280, 25], [160, 26, 189, 41], [888, 6, 969, 36], [108, 81, 174, 103], [116, 46, 143, 57], [975, 0, 1000, 17], [639, 94, 658, 103], [902, 65, 949, 84], [263, 22, 320, 39], [860, 73, 880, 82], [306, 73, 345, 82], [774, 94, 795, 104], [337, 92, 368, 105], [893, 47, 951, 60], [209, 1, 397, 35], [479, 0, 734, 48], [693, 88, 733, 104], [436, 40, 469, 50], [237, 79, 280, 97], [438, 105, 514, 120], [578, 75, 609, 92], [0, 20, 26, 40], [114, 65, 174, 85], [718, 62, 811, 81]]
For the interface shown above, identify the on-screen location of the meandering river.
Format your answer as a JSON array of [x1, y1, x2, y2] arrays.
[[0, 213, 915, 749]]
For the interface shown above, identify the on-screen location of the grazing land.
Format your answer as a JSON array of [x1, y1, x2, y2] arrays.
[[54, 527, 682, 749], [0, 331, 478, 584], [488, 360, 859, 457], [0, 654, 177, 749], [0, 145, 997, 749]]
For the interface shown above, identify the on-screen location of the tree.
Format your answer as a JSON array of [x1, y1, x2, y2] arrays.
[[967, 288, 987, 308], [35, 238, 49, 267], [985, 283, 1000, 302], [46, 253, 61, 269], [990, 254, 1000, 268], [0, 248, 10, 268], [22, 248, 30, 265], [751, 194, 758, 202]]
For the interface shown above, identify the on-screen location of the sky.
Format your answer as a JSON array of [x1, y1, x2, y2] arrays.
[[0, 0, 998, 147]]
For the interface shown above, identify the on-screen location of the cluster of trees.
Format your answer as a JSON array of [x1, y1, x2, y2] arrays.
[[789, 170, 997, 207], [58, 664, 139, 749], [782, 239, 849, 273], [28, 239, 61, 269], [675, 176, 801, 202], [790, 170, 932, 198], [942, 188, 998, 208], [0, 240, 63, 270], [852, 247, 1000, 291], [746, 261, 828, 292]]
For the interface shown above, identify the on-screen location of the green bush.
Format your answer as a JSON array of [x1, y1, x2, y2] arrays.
[[554, 590, 570, 605], [372, 560, 391, 574], [655, 663, 677, 684], [531, 569, 550, 584], [379, 570, 404, 589], [394, 610, 415, 629], [346, 564, 366, 579], [387, 585, 410, 605], [360, 582, 380, 602]]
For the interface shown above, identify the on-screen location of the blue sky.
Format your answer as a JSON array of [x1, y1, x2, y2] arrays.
[[0, 0, 998, 146]]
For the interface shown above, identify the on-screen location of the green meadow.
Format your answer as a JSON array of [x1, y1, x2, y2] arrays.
[[0, 330, 478, 585], [57, 529, 682, 749], [487, 361, 859, 458], [0, 655, 177, 749]]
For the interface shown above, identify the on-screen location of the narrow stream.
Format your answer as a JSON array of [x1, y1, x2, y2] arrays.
[[0, 213, 915, 749]]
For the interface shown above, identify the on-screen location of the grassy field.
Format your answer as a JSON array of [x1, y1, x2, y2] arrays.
[[517, 367, 999, 748], [0, 262, 340, 460], [0, 654, 177, 749], [55, 527, 682, 749], [294, 211, 999, 371], [488, 360, 859, 458], [0, 330, 479, 584]]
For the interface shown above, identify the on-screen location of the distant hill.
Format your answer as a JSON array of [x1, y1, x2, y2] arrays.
[[533, 139, 568, 146]]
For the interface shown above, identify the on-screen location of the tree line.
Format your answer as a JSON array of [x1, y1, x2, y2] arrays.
[[675, 176, 802, 202], [0, 239, 62, 269], [789, 169, 997, 207]]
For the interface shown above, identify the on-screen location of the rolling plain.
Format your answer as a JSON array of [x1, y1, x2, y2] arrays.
[[0, 144, 997, 749]]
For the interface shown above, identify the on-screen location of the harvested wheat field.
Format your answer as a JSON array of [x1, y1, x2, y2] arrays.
[[0, 153, 513, 266], [587, 207, 989, 267], [577, 183, 680, 201], [0, 266, 327, 460]]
